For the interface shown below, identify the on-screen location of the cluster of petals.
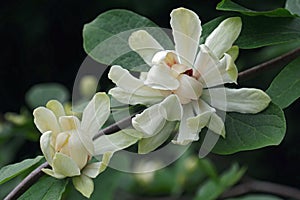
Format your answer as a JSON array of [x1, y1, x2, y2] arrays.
[[108, 7, 271, 150]]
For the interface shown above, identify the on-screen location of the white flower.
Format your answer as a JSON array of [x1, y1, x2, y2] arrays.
[[33, 92, 141, 198], [108, 8, 271, 152]]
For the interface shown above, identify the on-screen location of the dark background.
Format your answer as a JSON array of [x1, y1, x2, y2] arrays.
[[1, 0, 299, 191]]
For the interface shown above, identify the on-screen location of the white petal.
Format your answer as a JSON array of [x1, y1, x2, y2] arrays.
[[42, 168, 66, 179], [82, 162, 102, 178], [202, 88, 271, 114], [109, 87, 165, 106], [40, 131, 55, 165], [72, 175, 94, 198], [170, 7, 202, 66], [226, 45, 239, 61], [144, 64, 179, 90], [195, 46, 238, 87], [81, 92, 110, 137], [159, 94, 183, 121], [108, 65, 144, 92], [172, 103, 198, 145], [129, 30, 164, 66], [33, 107, 60, 135], [94, 129, 141, 155], [138, 121, 176, 154], [207, 112, 225, 137], [68, 131, 91, 169], [132, 105, 166, 137], [46, 100, 66, 119], [59, 116, 81, 131], [174, 74, 203, 103], [205, 17, 242, 58], [52, 152, 81, 177], [187, 99, 215, 133]]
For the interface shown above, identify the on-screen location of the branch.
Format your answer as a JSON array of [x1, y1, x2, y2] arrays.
[[4, 162, 50, 200], [238, 47, 300, 81], [221, 179, 300, 200]]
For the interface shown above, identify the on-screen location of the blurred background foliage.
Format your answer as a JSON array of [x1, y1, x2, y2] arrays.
[[0, 0, 299, 199]]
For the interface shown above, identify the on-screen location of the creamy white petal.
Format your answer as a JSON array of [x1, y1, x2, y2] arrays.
[[40, 131, 55, 165], [144, 64, 180, 90], [42, 168, 66, 179], [52, 152, 81, 177], [72, 175, 94, 198], [159, 94, 183, 121], [193, 44, 220, 80], [202, 88, 271, 114], [81, 92, 110, 137], [68, 131, 91, 170], [46, 100, 66, 119], [175, 74, 203, 103], [33, 107, 60, 135], [129, 30, 164, 66], [205, 17, 242, 58], [59, 116, 81, 131], [132, 105, 166, 137], [82, 162, 102, 178], [170, 7, 202, 66], [207, 113, 225, 137], [138, 121, 176, 154], [108, 65, 144, 92], [226, 45, 239, 61], [109, 87, 165, 106], [172, 103, 198, 145], [187, 99, 215, 133], [195, 45, 232, 88], [94, 129, 141, 155]]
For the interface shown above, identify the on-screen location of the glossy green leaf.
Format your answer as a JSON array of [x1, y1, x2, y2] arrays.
[[285, 0, 300, 16], [83, 9, 173, 72], [212, 103, 286, 154], [195, 163, 246, 200], [266, 56, 300, 109], [0, 156, 43, 184], [19, 176, 68, 200], [217, 0, 293, 17], [26, 83, 69, 109], [226, 194, 283, 200], [201, 5, 300, 49]]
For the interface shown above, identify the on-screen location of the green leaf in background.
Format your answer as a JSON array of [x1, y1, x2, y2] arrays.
[[195, 163, 246, 200], [19, 176, 68, 200], [266, 57, 300, 109], [217, 0, 294, 17], [0, 156, 43, 184], [226, 194, 283, 200], [83, 9, 173, 72], [212, 103, 286, 154], [285, 0, 300, 16], [25, 83, 69, 109]]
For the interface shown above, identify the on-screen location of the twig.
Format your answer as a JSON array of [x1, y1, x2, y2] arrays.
[[238, 47, 300, 81], [221, 179, 300, 200], [4, 162, 50, 200]]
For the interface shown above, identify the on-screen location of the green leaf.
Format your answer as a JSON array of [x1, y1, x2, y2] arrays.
[[285, 0, 300, 16], [83, 9, 173, 72], [201, 3, 300, 49], [266, 56, 300, 109], [212, 103, 286, 155], [217, 0, 294, 17], [226, 194, 283, 200], [236, 16, 300, 49], [0, 156, 43, 185], [195, 163, 246, 200], [19, 176, 68, 200], [26, 83, 69, 109]]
